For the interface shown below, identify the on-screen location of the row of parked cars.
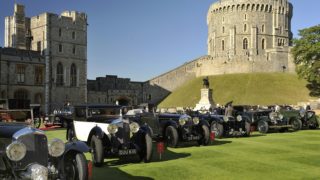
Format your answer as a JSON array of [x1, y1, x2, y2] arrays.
[[65, 103, 319, 168], [1, 100, 319, 179]]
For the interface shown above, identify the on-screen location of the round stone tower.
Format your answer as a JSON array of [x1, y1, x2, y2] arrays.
[[207, 0, 293, 66]]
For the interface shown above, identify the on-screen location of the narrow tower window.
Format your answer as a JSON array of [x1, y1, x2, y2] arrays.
[[244, 24, 247, 32], [56, 62, 64, 86], [222, 40, 225, 51], [262, 39, 266, 49], [243, 38, 248, 49], [70, 63, 77, 87], [59, 28, 62, 37]]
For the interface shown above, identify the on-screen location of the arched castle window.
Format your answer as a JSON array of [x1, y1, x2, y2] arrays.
[[72, 45, 76, 55], [70, 63, 77, 87], [252, 4, 255, 11], [232, 5, 235, 11], [241, 4, 245, 10], [14, 89, 28, 100], [246, 4, 250, 11], [269, 6, 273, 12], [56, 62, 64, 86], [222, 40, 225, 51], [262, 39, 266, 49], [59, 28, 62, 37], [222, 26, 225, 33], [237, 4, 240, 11], [265, 5, 269, 12], [243, 38, 248, 49], [261, 4, 264, 11], [72, 31, 76, 40], [244, 24, 247, 32], [59, 44, 63, 52], [256, 4, 260, 11]]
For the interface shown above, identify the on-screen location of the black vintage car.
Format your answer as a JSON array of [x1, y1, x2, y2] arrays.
[[281, 109, 319, 129], [0, 122, 90, 180], [126, 112, 211, 148], [195, 113, 251, 138], [67, 104, 152, 167], [233, 105, 302, 133], [44, 106, 74, 128]]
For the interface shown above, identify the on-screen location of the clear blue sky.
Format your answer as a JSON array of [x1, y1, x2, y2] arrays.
[[0, 0, 319, 81]]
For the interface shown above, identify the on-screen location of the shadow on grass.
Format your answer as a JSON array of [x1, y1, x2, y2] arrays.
[[93, 166, 154, 180]]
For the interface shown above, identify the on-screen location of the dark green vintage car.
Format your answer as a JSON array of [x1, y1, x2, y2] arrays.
[[233, 106, 302, 133], [280, 109, 319, 129]]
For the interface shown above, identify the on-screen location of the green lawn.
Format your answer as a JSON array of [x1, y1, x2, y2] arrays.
[[46, 129, 320, 180], [159, 73, 315, 107]]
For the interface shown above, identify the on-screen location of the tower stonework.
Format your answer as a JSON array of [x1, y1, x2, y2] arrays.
[[147, 0, 296, 103], [206, 0, 294, 73], [4, 4, 88, 114]]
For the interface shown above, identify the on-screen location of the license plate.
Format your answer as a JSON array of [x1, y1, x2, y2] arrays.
[[187, 136, 200, 141], [118, 149, 137, 156]]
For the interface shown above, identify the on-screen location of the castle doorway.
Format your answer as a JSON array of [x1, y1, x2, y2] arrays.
[[117, 97, 130, 106]]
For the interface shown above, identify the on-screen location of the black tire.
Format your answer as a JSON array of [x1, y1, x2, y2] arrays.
[[33, 118, 41, 128], [64, 153, 88, 180], [290, 118, 302, 131], [67, 128, 76, 142], [139, 133, 153, 163], [90, 135, 104, 167], [165, 126, 178, 148], [198, 125, 210, 146], [258, 121, 269, 134], [210, 121, 223, 138], [244, 121, 251, 137]]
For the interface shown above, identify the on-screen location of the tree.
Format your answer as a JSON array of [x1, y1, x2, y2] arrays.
[[292, 25, 320, 96]]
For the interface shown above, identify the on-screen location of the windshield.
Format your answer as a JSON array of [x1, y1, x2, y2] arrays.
[[89, 108, 121, 117]]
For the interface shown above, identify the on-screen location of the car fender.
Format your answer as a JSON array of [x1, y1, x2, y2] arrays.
[[64, 141, 90, 154], [87, 126, 104, 144], [242, 116, 252, 124], [162, 120, 178, 136], [139, 125, 151, 135], [199, 119, 210, 128]]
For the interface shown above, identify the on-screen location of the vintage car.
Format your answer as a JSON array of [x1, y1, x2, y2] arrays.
[[196, 113, 251, 138], [44, 106, 73, 128], [67, 104, 152, 167], [233, 105, 302, 133], [126, 112, 211, 148], [281, 108, 319, 129], [0, 122, 90, 180]]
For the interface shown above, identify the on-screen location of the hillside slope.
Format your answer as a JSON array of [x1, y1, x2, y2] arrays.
[[158, 73, 315, 107]]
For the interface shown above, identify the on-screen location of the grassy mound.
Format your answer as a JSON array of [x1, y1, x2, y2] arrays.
[[159, 73, 315, 107]]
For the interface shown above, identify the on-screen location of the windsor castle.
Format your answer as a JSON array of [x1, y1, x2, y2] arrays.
[[0, 0, 295, 113]]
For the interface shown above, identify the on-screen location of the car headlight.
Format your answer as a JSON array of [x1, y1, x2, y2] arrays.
[[223, 116, 229, 122], [269, 112, 276, 121], [179, 118, 187, 126], [130, 122, 140, 133], [6, 141, 27, 161], [192, 117, 200, 125], [236, 115, 243, 122], [107, 124, 118, 134], [278, 114, 284, 120], [48, 139, 65, 157], [29, 164, 48, 180]]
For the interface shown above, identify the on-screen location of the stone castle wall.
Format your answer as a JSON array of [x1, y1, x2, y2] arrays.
[[146, 0, 295, 99]]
